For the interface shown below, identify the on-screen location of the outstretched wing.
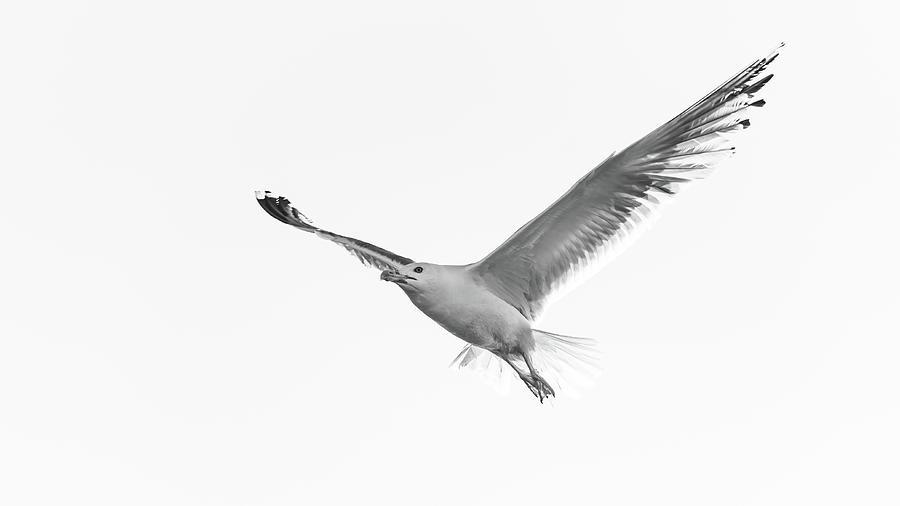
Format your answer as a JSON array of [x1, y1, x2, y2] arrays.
[[255, 191, 414, 272], [472, 44, 782, 322]]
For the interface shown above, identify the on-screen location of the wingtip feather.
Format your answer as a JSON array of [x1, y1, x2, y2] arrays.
[[255, 190, 317, 231]]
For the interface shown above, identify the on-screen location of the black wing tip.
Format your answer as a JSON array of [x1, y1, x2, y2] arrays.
[[752, 42, 784, 86], [740, 44, 782, 96], [763, 42, 785, 63], [254, 190, 317, 231]]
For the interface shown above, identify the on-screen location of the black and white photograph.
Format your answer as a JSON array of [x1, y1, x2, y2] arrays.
[[2, 1, 897, 505]]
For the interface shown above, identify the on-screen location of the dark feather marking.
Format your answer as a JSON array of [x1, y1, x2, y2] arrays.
[[742, 73, 774, 95]]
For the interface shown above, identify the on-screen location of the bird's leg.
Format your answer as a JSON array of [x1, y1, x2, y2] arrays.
[[522, 352, 555, 402], [502, 356, 542, 400]]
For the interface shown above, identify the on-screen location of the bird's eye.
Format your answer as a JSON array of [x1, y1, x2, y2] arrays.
[[413, 266, 423, 274]]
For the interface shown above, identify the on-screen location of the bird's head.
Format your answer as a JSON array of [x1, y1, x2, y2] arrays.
[[380, 262, 440, 293]]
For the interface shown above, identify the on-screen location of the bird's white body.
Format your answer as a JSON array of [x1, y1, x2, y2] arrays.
[[398, 265, 535, 353]]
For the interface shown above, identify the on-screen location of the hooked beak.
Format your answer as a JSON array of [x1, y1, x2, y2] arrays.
[[380, 270, 416, 284]]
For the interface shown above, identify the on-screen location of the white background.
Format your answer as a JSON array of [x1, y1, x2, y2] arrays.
[[2, 1, 898, 505]]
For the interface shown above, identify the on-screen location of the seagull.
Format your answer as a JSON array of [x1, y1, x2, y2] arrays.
[[256, 45, 782, 402]]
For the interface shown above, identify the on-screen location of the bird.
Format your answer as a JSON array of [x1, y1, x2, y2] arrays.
[[255, 44, 782, 402]]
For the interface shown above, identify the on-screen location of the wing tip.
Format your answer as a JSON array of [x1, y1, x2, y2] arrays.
[[254, 190, 317, 231], [763, 42, 785, 63], [757, 42, 784, 75]]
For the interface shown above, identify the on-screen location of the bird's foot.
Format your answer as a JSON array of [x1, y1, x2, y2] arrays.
[[526, 374, 556, 403]]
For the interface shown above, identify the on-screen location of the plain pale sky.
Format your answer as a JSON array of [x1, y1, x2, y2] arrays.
[[2, 1, 898, 505]]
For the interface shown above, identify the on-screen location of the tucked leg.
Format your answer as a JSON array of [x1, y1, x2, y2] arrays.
[[502, 356, 542, 400], [522, 352, 555, 402]]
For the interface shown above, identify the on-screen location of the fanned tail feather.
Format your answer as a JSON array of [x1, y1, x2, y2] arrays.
[[450, 345, 515, 394], [452, 330, 602, 398], [529, 329, 602, 396]]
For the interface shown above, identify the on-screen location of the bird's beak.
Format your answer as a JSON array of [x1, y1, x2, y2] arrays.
[[380, 270, 415, 284]]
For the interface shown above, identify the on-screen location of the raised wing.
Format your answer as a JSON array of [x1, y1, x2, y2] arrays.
[[255, 191, 414, 272], [472, 45, 782, 322]]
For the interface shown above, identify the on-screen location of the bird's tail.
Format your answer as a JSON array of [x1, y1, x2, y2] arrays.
[[450, 345, 516, 394], [528, 329, 602, 396], [452, 330, 602, 397]]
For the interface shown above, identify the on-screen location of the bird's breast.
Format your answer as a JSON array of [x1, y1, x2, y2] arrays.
[[405, 281, 531, 351]]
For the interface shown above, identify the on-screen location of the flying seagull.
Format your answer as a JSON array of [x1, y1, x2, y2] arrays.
[[256, 45, 782, 402]]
